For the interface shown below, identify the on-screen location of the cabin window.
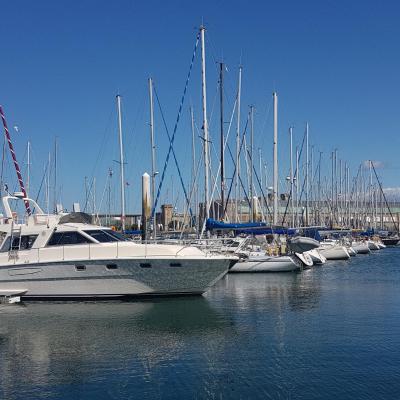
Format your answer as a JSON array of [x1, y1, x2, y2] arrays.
[[83, 230, 125, 243], [47, 231, 92, 246], [0, 234, 38, 252], [139, 263, 151, 268], [169, 262, 182, 267], [75, 264, 86, 271], [104, 230, 126, 241], [106, 264, 118, 270]]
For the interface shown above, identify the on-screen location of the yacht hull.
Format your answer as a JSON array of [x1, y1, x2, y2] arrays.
[[0, 258, 231, 298]]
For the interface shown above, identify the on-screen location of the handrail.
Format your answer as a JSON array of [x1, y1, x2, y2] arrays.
[[3, 240, 230, 267]]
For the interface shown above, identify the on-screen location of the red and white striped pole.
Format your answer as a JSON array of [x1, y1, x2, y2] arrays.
[[0, 105, 32, 215]]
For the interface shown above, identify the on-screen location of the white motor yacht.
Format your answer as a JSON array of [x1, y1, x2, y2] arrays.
[[0, 195, 236, 299]]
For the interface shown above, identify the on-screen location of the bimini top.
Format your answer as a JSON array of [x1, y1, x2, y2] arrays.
[[59, 212, 92, 224]]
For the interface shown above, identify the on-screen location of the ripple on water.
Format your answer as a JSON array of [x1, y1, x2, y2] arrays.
[[1, 248, 400, 399]]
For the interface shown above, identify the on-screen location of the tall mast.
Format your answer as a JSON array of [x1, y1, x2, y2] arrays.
[[296, 146, 299, 226], [219, 62, 225, 220], [318, 151, 322, 225], [264, 162, 268, 213], [200, 26, 210, 223], [272, 92, 278, 225], [27, 140, 31, 196], [53, 137, 57, 212], [0, 105, 31, 214], [250, 105, 254, 221], [334, 149, 338, 221], [305, 122, 309, 226], [46, 152, 50, 214], [108, 168, 112, 226], [148, 77, 156, 237], [116, 94, 126, 232], [259, 148, 263, 219], [92, 177, 96, 217], [235, 66, 242, 222], [84, 176, 88, 211], [190, 107, 196, 228], [339, 158, 343, 225], [289, 126, 294, 227], [367, 160, 373, 227], [310, 145, 314, 225], [331, 151, 334, 226]]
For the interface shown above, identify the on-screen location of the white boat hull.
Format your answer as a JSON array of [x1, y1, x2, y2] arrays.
[[0, 258, 231, 298], [319, 245, 350, 260], [294, 252, 314, 267], [230, 255, 301, 272], [347, 246, 357, 256], [352, 243, 371, 254], [367, 241, 380, 251], [306, 249, 327, 264]]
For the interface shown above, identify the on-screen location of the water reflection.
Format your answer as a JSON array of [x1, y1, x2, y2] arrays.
[[2, 252, 400, 399], [211, 270, 322, 312], [0, 298, 232, 399]]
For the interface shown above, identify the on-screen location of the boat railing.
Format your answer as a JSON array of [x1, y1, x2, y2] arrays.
[[5, 240, 221, 265]]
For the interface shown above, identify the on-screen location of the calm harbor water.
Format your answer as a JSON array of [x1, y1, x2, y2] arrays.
[[1, 248, 400, 399]]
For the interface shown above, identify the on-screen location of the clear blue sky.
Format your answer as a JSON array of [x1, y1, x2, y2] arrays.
[[1, 0, 399, 213]]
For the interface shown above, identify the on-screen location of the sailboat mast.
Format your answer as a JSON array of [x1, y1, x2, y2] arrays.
[[46, 152, 50, 214], [148, 77, 156, 237], [318, 151, 322, 225], [296, 146, 299, 226], [250, 105, 254, 221], [259, 148, 263, 219], [264, 162, 268, 212], [190, 107, 196, 228], [200, 26, 210, 223], [53, 137, 57, 212], [272, 92, 278, 225], [116, 94, 126, 232], [289, 126, 294, 227], [108, 168, 112, 226], [235, 66, 242, 222], [305, 122, 309, 226], [219, 62, 225, 219], [27, 140, 31, 196]]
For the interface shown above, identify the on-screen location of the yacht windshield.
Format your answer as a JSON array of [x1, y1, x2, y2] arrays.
[[83, 230, 126, 243], [47, 231, 93, 246]]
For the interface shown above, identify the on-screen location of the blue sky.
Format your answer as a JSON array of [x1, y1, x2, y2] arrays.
[[1, 0, 399, 214]]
